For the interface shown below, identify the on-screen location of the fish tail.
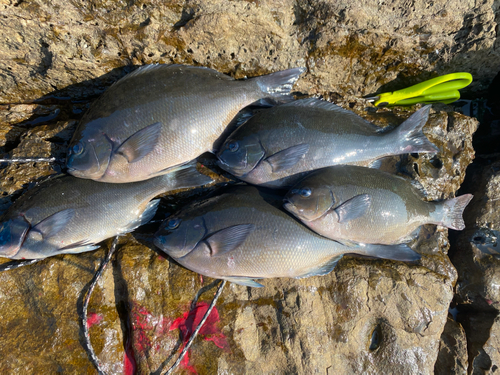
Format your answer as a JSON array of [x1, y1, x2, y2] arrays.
[[253, 67, 306, 98], [357, 243, 421, 261], [435, 194, 473, 230], [393, 105, 439, 154]]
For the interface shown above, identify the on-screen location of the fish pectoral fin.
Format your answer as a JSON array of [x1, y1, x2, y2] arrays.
[[265, 143, 310, 173], [333, 194, 372, 223], [223, 276, 264, 288], [205, 224, 255, 256], [295, 255, 343, 278], [116, 122, 162, 163], [33, 209, 75, 239]]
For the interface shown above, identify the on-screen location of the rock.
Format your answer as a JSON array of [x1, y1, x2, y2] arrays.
[[434, 317, 468, 375], [0, 0, 499, 104], [0, 0, 488, 373], [0, 102, 476, 373], [452, 158, 500, 311], [457, 311, 500, 374]]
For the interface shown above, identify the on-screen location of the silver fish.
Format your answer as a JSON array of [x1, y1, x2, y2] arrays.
[[217, 99, 437, 188], [0, 163, 212, 259], [66, 64, 305, 183], [284, 165, 473, 245], [153, 186, 420, 287]]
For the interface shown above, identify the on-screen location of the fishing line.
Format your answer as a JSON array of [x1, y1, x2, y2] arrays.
[[0, 258, 42, 271], [0, 157, 58, 163], [163, 279, 227, 375], [82, 237, 118, 375]]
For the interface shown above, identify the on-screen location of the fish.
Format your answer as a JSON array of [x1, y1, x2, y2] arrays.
[[153, 186, 420, 287], [66, 64, 305, 183], [283, 165, 473, 245], [0, 163, 212, 259], [216, 99, 438, 188]]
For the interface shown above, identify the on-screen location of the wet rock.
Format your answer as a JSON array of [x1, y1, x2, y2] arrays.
[[453, 159, 500, 311], [0, 0, 487, 373], [434, 317, 468, 375], [0, 102, 477, 373]]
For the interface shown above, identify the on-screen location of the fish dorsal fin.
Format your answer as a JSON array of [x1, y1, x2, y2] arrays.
[[295, 254, 343, 278], [111, 64, 232, 87], [281, 98, 350, 113], [33, 209, 75, 239], [223, 276, 264, 287], [265, 143, 309, 173], [282, 98, 376, 127], [205, 224, 255, 256], [333, 194, 372, 223], [116, 122, 162, 163]]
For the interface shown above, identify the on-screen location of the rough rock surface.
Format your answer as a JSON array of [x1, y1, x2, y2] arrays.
[[453, 159, 500, 311], [0, 104, 477, 373], [0, 0, 499, 104], [434, 317, 468, 375], [0, 0, 491, 374]]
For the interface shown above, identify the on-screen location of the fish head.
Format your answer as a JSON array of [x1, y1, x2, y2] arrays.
[[216, 134, 265, 177], [154, 215, 208, 259], [0, 216, 30, 259], [284, 184, 336, 222], [66, 132, 113, 180]]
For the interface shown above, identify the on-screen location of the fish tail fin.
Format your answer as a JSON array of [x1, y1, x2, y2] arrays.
[[160, 161, 213, 189], [253, 67, 306, 99], [435, 194, 473, 230], [392, 105, 439, 154], [357, 243, 421, 261]]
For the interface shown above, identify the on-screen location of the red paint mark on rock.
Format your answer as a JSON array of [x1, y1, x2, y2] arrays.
[[170, 301, 228, 373], [86, 312, 103, 329], [124, 337, 137, 375], [124, 302, 174, 371]]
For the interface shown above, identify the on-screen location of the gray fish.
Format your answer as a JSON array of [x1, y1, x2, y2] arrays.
[[66, 64, 305, 183], [216, 99, 437, 188], [0, 163, 212, 259], [284, 165, 473, 245], [153, 186, 420, 287]]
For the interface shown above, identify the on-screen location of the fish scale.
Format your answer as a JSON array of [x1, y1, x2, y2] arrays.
[[154, 186, 420, 287], [284, 165, 473, 245], [217, 99, 437, 188], [0, 163, 212, 260], [67, 64, 305, 183]]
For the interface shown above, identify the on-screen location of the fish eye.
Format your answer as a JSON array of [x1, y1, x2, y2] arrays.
[[167, 218, 181, 230], [300, 188, 312, 198], [228, 141, 239, 152], [71, 142, 84, 155]]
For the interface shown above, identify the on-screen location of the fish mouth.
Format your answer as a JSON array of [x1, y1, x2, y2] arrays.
[[283, 200, 303, 219]]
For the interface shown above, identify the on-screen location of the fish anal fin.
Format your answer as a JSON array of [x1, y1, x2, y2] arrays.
[[121, 199, 160, 234], [295, 255, 343, 278], [223, 276, 264, 287]]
